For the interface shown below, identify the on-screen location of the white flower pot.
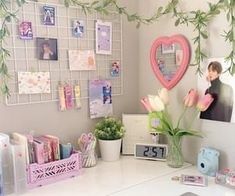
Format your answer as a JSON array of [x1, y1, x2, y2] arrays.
[[98, 139, 122, 161]]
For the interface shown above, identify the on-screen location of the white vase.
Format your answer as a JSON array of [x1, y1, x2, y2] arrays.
[[98, 139, 122, 161]]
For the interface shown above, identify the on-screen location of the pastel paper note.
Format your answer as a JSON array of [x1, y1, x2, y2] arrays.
[[68, 50, 96, 71], [18, 72, 50, 94], [95, 20, 112, 55], [89, 79, 113, 119]]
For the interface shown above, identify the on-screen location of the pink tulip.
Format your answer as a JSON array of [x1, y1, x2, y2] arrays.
[[141, 97, 152, 112], [197, 93, 214, 111], [183, 89, 199, 107]]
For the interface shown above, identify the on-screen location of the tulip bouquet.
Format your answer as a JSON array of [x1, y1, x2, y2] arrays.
[[141, 88, 214, 168]]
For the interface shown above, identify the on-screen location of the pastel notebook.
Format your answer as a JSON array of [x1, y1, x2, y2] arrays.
[[11, 133, 29, 165], [33, 139, 44, 164], [11, 142, 27, 194], [43, 135, 60, 161], [0, 133, 14, 195], [60, 143, 72, 159], [34, 137, 51, 163]]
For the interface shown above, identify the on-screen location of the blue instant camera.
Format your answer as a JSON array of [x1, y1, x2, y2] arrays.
[[197, 147, 220, 177]]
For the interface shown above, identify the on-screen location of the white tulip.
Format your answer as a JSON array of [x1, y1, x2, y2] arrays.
[[148, 95, 165, 112], [158, 88, 169, 105]]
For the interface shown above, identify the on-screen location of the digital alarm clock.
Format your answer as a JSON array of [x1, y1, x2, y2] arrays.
[[134, 143, 168, 161]]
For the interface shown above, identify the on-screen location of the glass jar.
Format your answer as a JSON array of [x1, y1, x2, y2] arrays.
[[82, 149, 97, 168], [166, 135, 184, 168]]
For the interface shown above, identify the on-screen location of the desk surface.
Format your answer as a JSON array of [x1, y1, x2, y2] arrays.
[[10, 156, 235, 196]]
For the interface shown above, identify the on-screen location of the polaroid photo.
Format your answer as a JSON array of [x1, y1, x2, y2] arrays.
[[19, 21, 33, 40], [72, 20, 85, 38], [36, 37, 58, 60], [95, 20, 112, 55], [43, 6, 55, 26], [110, 61, 120, 77]]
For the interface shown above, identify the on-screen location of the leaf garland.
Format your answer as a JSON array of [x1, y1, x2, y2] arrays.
[[223, 0, 235, 75], [0, 0, 234, 97]]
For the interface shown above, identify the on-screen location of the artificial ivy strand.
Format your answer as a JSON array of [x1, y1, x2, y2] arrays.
[[0, 0, 234, 97], [0, 0, 26, 97]]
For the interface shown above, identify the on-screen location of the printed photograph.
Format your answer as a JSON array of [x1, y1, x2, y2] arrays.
[[110, 61, 120, 77], [36, 38, 58, 60], [95, 20, 112, 55], [72, 20, 84, 38], [19, 21, 33, 40], [89, 79, 113, 119], [197, 57, 235, 123], [43, 6, 55, 25]]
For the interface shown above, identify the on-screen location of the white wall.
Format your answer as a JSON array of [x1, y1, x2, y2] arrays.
[[0, 0, 139, 147], [137, 0, 235, 168]]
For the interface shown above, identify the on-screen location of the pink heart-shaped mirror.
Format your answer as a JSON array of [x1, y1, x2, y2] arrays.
[[150, 34, 191, 89]]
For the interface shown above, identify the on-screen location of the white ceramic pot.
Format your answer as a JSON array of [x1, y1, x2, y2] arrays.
[[98, 139, 122, 161]]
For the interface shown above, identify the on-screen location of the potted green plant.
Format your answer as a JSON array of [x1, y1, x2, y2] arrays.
[[94, 117, 125, 161]]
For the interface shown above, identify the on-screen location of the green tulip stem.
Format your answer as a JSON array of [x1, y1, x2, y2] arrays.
[[186, 109, 200, 130], [176, 107, 187, 129]]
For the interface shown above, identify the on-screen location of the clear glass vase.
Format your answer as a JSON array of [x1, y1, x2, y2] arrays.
[[166, 135, 184, 168]]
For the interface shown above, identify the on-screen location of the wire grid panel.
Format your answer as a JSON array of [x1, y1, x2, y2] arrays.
[[5, 1, 123, 106]]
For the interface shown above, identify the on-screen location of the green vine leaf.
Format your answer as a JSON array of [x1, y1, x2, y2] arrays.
[[0, 0, 235, 97]]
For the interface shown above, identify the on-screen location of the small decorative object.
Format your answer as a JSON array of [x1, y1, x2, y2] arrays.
[[68, 50, 96, 71], [134, 143, 168, 161], [172, 174, 208, 187], [95, 20, 112, 55], [19, 21, 33, 40], [110, 61, 120, 77], [150, 34, 191, 89], [197, 147, 219, 177], [36, 37, 58, 60], [18, 72, 51, 94], [89, 79, 113, 119], [161, 43, 175, 54], [94, 117, 125, 161], [215, 168, 235, 189], [72, 20, 84, 37], [43, 6, 55, 26], [78, 133, 97, 168], [141, 88, 214, 168]]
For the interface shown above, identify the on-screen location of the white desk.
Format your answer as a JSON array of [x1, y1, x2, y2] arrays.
[[9, 156, 235, 196]]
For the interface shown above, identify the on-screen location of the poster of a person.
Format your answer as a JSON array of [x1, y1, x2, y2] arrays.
[[198, 58, 235, 123], [36, 38, 58, 61], [73, 20, 84, 37], [43, 6, 55, 25], [19, 21, 33, 40]]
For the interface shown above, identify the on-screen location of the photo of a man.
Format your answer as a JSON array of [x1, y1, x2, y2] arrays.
[[198, 59, 234, 123], [36, 38, 58, 60]]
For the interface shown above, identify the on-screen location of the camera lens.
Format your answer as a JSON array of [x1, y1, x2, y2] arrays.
[[200, 163, 205, 168]]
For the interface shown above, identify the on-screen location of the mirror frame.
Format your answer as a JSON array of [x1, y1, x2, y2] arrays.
[[150, 34, 191, 89]]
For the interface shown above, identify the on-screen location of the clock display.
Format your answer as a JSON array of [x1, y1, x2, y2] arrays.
[[134, 143, 168, 161]]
